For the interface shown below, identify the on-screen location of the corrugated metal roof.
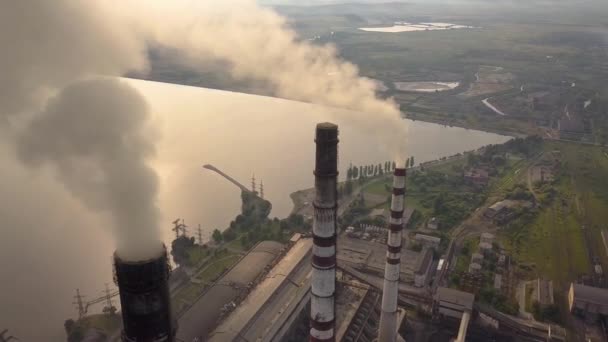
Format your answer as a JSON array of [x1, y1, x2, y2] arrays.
[[571, 283, 608, 306], [436, 287, 474, 310]]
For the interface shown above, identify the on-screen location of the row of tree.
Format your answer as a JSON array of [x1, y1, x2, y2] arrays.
[[345, 157, 415, 181]]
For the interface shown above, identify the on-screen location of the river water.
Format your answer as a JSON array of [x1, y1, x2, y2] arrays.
[[0, 79, 510, 341]]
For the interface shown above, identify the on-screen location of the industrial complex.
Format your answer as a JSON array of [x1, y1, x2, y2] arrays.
[[104, 122, 582, 342]]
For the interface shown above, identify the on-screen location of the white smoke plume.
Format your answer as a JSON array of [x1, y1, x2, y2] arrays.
[[0, 1, 147, 122], [129, 0, 407, 161], [1, 0, 407, 261], [0, 1, 159, 261], [16, 79, 162, 261]]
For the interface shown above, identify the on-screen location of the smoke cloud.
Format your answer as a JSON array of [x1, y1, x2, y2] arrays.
[[16, 79, 162, 261], [0, 1, 146, 122], [131, 0, 407, 160], [1, 0, 407, 262], [0, 1, 158, 261]]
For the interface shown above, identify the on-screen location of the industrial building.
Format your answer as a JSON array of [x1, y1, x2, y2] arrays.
[[468, 262, 482, 274], [435, 287, 475, 320], [414, 234, 441, 249], [471, 253, 484, 264], [106, 121, 577, 342], [414, 248, 433, 288], [337, 235, 420, 283], [480, 232, 494, 244], [568, 283, 608, 317], [208, 237, 312, 341]]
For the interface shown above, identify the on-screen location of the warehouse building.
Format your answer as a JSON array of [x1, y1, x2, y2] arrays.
[[568, 283, 608, 317]]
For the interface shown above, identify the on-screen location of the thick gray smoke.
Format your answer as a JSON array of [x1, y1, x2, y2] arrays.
[[0, 1, 146, 123], [16, 79, 162, 261], [131, 0, 407, 161], [1, 0, 407, 264], [0, 1, 158, 261]]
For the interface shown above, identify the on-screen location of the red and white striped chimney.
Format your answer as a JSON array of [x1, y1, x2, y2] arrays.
[[378, 166, 406, 342], [310, 123, 339, 342]]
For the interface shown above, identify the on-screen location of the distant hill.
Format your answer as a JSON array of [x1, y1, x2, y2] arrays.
[[261, 0, 602, 5]]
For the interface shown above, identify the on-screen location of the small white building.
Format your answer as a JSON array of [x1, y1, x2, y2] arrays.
[[427, 217, 439, 230], [471, 253, 484, 264], [414, 248, 434, 287], [481, 232, 495, 244], [494, 274, 502, 291], [468, 262, 482, 273], [479, 242, 493, 255]]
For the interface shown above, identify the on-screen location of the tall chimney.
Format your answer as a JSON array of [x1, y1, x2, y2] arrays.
[[378, 167, 406, 342], [114, 246, 176, 342], [310, 123, 339, 342]]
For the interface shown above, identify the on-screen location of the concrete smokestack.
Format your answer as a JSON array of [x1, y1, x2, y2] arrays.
[[378, 167, 406, 342], [114, 245, 175, 342], [310, 123, 339, 342]]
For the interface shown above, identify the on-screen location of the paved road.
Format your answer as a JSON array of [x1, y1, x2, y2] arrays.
[[482, 97, 508, 116]]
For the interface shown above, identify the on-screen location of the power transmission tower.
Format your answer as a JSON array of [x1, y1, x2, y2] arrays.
[[73, 289, 86, 320], [260, 180, 265, 199], [172, 218, 188, 239], [197, 224, 204, 245], [172, 218, 181, 239], [102, 283, 117, 315], [180, 219, 188, 237]]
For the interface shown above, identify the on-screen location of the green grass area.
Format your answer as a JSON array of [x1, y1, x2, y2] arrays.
[[186, 245, 210, 266], [363, 177, 391, 196], [454, 254, 470, 274], [429, 157, 467, 176], [196, 254, 241, 283], [77, 314, 121, 335], [488, 157, 529, 195], [225, 237, 247, 252], [358, 158, 486, 229], [501, 141, 608, 287], [525, 284, 535, 313], [172, 249, 241, 315]]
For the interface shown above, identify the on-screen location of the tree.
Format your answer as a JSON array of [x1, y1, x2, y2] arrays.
[[171, 235, 196, 266], [223, 229, 237, 241], [392, 161, 396, 170], [212, 229, 223, 243], [345, 180, 353, 196], [346, 165, 353, 181], [64, 319, 76, 335], [410, 156, 415, 167], [352, 165, 359, 179], [240, 235, 249, 248]]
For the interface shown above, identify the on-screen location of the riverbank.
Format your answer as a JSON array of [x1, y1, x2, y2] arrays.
[[406, 112, 527, 138]]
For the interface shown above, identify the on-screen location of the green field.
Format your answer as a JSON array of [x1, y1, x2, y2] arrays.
[[501, 141, 608, 287], [172, 249, 241, 316], [357, 156, 486, 230]]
